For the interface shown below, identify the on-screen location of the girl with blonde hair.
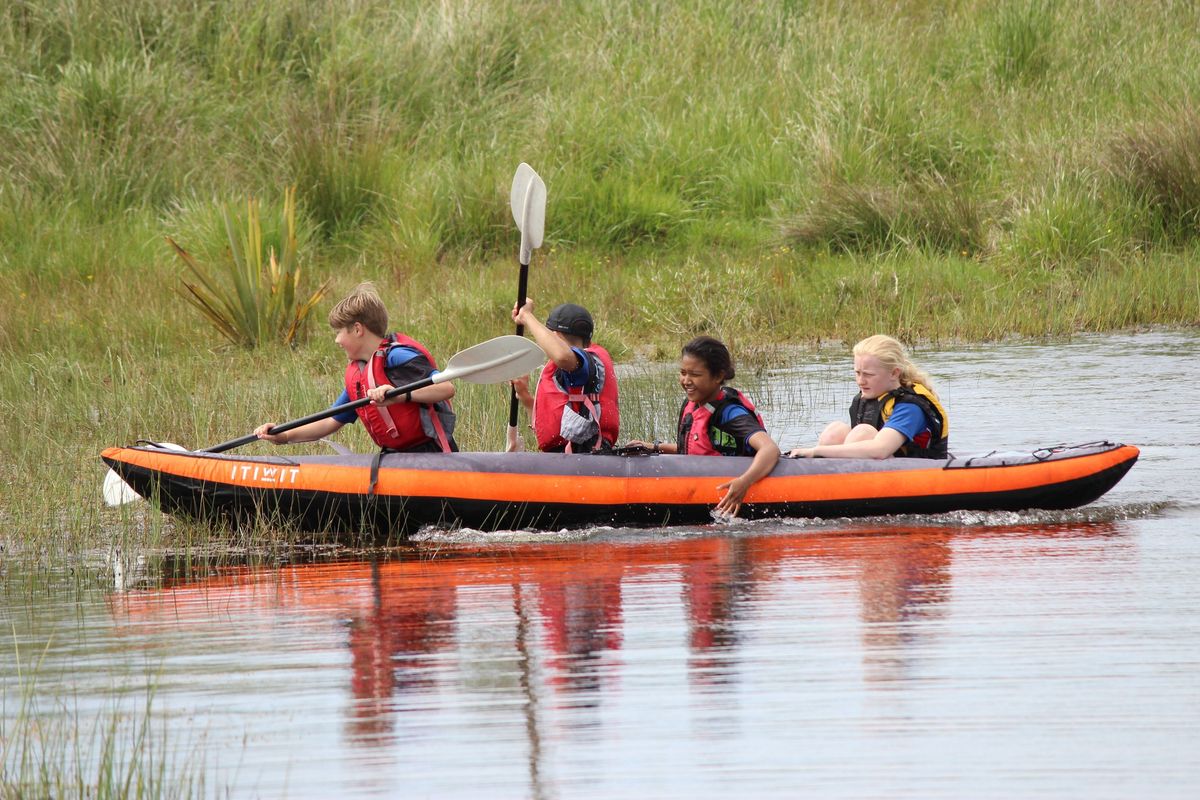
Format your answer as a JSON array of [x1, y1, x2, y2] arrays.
[[789, 334, 948, 460]]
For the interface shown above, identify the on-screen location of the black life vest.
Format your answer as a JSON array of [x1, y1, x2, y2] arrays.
[[848, 383, 948, 459]]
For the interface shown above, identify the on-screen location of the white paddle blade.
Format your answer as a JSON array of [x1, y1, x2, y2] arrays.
[[510, 163, 537, 225], [523, 174, 546, 249], [505, 425, 524, 453], [103, 469, 142, 506], [437, 335, 546, 385], [102, 442, 189, 506], [510, 163, 546, 256]]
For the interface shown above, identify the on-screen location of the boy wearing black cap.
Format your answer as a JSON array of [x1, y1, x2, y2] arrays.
[[511, 299, 620, 452]]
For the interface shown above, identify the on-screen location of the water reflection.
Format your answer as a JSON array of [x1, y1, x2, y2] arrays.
[[346, 559, 458, 742], [680, 537, 764, 690], [107, 521, 1125, 754], [535, 562, 623, 699], [854, 531, 953, 684], [12, 331, 1197, 797]]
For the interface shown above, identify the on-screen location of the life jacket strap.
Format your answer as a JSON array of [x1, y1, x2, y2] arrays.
[[427, 406, 452, 453], [366, 345, 402, 438], [371, 341, 453, 453]]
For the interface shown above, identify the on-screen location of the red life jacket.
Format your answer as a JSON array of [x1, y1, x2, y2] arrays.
[[532, 343, 620, 452], [677, 387, 765, 457], [344, 333, 452, 452]]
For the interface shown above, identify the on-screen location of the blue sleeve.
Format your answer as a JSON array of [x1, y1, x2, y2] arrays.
[[882, 403, 927, 442], [713, 403, 767, 455], [384, 346, 439, 387], [557, 347, 591, 388], [718, 404, 751, 424], [385, 346, 421, 369], [331, 389, 357, 425]]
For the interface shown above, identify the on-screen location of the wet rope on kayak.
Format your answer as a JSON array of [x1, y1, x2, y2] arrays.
[[597, 444, 662, 457], [1033, 440, 1116, 461], [956, 440, 1118, 468]]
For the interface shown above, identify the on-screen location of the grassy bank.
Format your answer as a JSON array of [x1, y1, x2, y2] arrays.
[[1, 0, 1198, 553], [4, 0, 1200, 274]]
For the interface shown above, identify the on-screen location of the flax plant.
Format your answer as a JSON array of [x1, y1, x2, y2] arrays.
[[170, 188, 331, 348]]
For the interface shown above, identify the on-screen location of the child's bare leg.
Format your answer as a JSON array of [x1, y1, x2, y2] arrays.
[[817, 421, 851, 445], [844, 423, 880, 444]]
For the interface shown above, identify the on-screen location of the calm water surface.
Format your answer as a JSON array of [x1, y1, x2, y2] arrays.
[[4, 332, 1199, 798]]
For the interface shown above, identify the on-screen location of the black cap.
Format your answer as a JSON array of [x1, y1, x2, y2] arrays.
[[545, 303, 594, 340]]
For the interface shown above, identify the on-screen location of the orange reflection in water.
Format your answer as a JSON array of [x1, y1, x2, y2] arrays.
[[109, 521, 1123, 743], [345, 561, 458, 737]]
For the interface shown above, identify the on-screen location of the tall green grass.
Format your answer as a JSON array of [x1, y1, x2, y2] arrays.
[[2, 0, 1198, 259]]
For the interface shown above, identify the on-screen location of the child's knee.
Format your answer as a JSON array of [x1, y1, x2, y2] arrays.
[[818, 421, 851, 445], [844, 423, 879, 444]]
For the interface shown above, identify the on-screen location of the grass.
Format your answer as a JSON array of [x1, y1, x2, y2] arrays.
[[4, 2, 1196, 770], [0, 0, 1198, 558], [2, 624, 206, 798]]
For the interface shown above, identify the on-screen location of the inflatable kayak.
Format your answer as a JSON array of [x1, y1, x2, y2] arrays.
[[100, 441, 1138, 535]]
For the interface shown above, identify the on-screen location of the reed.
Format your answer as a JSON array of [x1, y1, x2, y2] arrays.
[[2, 631, 205, 798], [3, 0, 1199, 265], [1109, 104, 1200, 246]]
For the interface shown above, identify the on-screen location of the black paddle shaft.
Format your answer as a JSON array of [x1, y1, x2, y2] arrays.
[[508, 261, 530, 427], [203, 375, 436, 454]]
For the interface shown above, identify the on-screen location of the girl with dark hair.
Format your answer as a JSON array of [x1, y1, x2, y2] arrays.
[[629, 336, 780, 518]]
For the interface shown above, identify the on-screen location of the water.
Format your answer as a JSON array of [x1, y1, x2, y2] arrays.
[[4, 332, 1199, 798]]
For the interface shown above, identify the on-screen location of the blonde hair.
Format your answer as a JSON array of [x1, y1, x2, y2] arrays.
[[853, 334, 935, 392], [328, 282, 388, 336]]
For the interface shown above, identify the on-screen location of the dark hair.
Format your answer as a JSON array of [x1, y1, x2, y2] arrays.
[[681, 335, 734, 382]]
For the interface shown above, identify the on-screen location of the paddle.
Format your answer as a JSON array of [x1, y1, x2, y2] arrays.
[[103, 335, 546, 506], [505, 162, 547, 452]]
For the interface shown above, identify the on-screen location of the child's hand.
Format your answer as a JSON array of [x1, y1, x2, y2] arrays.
[[622, 440, 669, 454], [367, 384, 393, 405], [254, 422, 288, 445], [511, 375, 533, 402], [714, 476, 750, 517], [512, 298, 535, 327]]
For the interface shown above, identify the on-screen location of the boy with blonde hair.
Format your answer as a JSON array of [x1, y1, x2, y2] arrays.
[[255, 283, 457, 452]]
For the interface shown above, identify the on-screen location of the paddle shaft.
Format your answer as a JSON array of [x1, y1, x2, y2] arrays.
[[507, 261, 529, 427], [204, 375, 436, 454]]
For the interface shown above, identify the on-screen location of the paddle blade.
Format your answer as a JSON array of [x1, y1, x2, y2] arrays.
[[103, 469, 142, 506], [102, 442, 188, 506], [439, 335, 546, 385], [510, 163, 546, 252], [505, 425, 524, 453]]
